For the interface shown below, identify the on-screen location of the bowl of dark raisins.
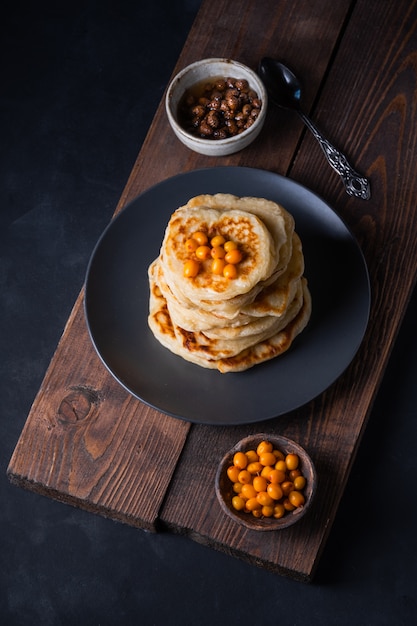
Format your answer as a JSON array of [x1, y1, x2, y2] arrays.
[[165, 58, 268, 156]]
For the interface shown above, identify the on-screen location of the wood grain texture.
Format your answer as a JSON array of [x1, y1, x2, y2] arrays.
[[159, 0, 417, 579], [8, 290, 191, 531], [8, 0, 417, 579]]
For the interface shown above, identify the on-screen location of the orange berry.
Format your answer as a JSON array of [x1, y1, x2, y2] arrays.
[[289, 490, 305, 508], [223, 263, 238, 279], [224, 240, 238, 252], [225, 249, 243, 264], [283, 498, 296, 511], [237, 470, 252, 484], [262, 505, 274, 518], [185, 238, 199, 252], [211, 246, 226, 259], [241, 483, 257, 500], [267, 483, 283, 501], [281, 481, 294, 496], [294, 476, 306, 491], [245, 497, 262, 512], [257, 441, 273, 456], [273, 503, 285, 519], [261, 465, 274, 478], [245, 450, 259, 463], [210, 235, 225, 247], [247, 461, 263, 474], [275, 460, 287, 472], [183, 259, 200, 277], [268, 469, 286, 484], [252, 475, 267, 492], [233, 451, 248, 469], [211, 258, 226, 275], [285, 453, 299, 471], [195, 245, 211, 260], [259, 452, 277, 467], [232, 496, 245, 511], [192, 231, 208, 245], [256, 491, 274, 507], [227, 465, 240, 483]]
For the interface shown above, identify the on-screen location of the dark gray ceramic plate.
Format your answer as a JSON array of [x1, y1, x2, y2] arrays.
[[84, 167, 370, 425]]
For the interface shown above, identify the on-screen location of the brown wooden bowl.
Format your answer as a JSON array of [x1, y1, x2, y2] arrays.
[[215, 434, 317, 531]]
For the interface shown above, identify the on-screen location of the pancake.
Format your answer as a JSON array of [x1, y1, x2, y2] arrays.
[[160, 205, 277, 305], [147, 193, 311, 373], [148, 275, 311, 372], [186, 194, 295, 275]]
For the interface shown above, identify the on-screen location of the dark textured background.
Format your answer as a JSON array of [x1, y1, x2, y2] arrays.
[[2, 1, 417, 624]]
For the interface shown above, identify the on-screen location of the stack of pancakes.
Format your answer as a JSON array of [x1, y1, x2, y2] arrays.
[[148, 193, 311, 373]]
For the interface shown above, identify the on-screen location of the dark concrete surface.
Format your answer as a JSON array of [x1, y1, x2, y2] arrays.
[[1, 2, 417, 624]]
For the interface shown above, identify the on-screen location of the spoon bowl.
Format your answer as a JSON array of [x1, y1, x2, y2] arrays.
[[258, 57, 371, 200], [258, 58, 303, 110]]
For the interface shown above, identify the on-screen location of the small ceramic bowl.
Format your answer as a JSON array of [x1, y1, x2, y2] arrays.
[[165, 58, 267, 156], [215, 434, 317, 531]]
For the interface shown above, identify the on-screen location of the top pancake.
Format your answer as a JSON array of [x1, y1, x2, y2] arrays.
[[159, 194, 294, 306]]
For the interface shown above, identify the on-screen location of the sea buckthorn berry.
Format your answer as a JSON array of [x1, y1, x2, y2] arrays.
[[261, 465, 274, 478], [283, 498, 296, 511], [275, 460, 287, 472], [256, 491, 274, 507], [210, 235, 226, 247], [227, 465, 240, 483], [262, 505, 274, 517], [185, 238, 199, 252], [195, 245, 211, 260], [225, 248, 243, 264], [224, 240, 238, 252], [223, 263, 238, 279], [225, 439, 308, 521], [241, 483, 257, 500], [245, 497, 262, 512], [192, 231, 208, 245], [281, 481, 294, 496], [237, 469, 251, 484], [245, 450, 259, 463], [256, 440, 273, 456], [211, 245, 226, 259], [183, 259, 200, 277], [267, 483, 283, 501], [211, 258, 226, 275], [285, 453, 299, 471], [252, 475, 267, 493], [259, 452, 277, 467], [232, 496, 245, 511], [289, 490, 305, 508], [273, 503, 285, 519], [233, 451, 248, 469], [294, 475, 306, 491], [247, 461, 263, 474], [268, 469, 286, 484]]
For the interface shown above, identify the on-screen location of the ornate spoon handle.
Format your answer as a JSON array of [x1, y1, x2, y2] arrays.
[[299, 112, 371, 200]]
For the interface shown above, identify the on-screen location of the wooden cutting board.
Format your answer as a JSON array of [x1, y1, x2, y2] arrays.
[[8, 0, 417, 581]]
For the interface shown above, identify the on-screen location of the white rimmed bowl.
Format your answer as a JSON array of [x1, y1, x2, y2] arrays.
[[165, 58, 267, 156]]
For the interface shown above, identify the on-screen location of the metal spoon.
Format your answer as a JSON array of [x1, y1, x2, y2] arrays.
[[258, 57, 371, 200]]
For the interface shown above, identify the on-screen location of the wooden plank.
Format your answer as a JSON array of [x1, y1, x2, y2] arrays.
[[6, 0, 355, 557], [7, 291, 191, 532], [8, 0, 417, 580], [159, 0, 417, 580]]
